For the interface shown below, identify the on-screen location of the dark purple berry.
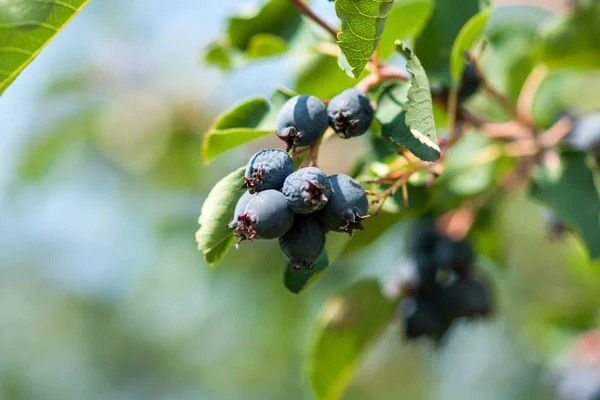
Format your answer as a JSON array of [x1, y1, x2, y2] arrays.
[[435, 236, 475, 276], [327, 88, 374, 138], [228, 191, 254, 228], [401, 297, 447, 340], [282, 167, 333, 214], [279, 214, 326, 270], [243, 149, 294, 193], [319, 174, 369, 237], [441, 277, 492, 320], [234, 190, 294, 242], [458, 64, 480, 100], [276, 95, 328, 151]]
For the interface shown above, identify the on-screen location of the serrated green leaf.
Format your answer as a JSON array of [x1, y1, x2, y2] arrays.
[[413, 0, 479, 85], [0, 0, 91, 95], [335, 0, 395, 78], [378, 0, 434, 59], [202, 97, 273, 163], [246, 33, 288, 59], [388, 43, 440, 162], [308, 279, 397, 400], [450, 9, 491, 85], [195, 167, 246, 266], [531, 152, 600, 260], [284, 232, 348, 294]]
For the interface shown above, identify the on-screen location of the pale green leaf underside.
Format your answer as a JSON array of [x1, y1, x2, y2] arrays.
[[195, 167, 246, 266], [0, 0, 91, 95], [309, 279, 397, 400], [450, 8, 491, 85], [395, 41, 440, 161], [335, 0, 394, 78]]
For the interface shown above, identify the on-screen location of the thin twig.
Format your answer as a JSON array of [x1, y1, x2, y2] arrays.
[[355, 66, 409, 92], [288, 0, 339, 40]]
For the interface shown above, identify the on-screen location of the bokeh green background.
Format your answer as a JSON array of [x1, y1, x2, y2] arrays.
[[0, 0, 597, 399]]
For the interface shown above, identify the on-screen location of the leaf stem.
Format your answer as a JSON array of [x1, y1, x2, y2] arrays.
[[288, 0, 339, 40]]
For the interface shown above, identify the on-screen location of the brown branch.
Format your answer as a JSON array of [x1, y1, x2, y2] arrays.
[[288, 0, 339, 40], [355, 66, 409, 93]]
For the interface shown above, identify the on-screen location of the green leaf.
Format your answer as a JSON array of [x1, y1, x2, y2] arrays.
[[195, 167, 246, 266], [531, 70, 600, 129], [413, 0, 479, 85], [284, 232, 348, 294], [246, 33, 288, 59], [204, 41, 234, 70], [308, 279, 397, 400], [380, 43, 439, 162], [335, 0, 395, 78], [202, 97, 273, 163], [378, 0, 434, 59], [0, 0, 91, 95], [450, 9, 491, 85], [531, 152, 600, 260], [296, 53, 367, 99], [538, 3, 600, 69]]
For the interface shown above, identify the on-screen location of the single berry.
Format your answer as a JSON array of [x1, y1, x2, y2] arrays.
[[565, 112, 600, 151], [441, 277, 491, 320], [228, 191, 254, 228], [401, 297, 447, 340], [276, 95, 328, 151], [279, 214, 326, 270], [319, 174, 369, 237], [234, 190, 294, 242], [458, 64, 480, 100], [282, 167, 333, 214], [243, 148, 294, 193], [434, 236, 475, 276], [410, 218, 444, 290], [327, 88, 374, 138]]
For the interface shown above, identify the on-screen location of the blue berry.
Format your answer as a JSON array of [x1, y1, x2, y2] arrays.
[[319, 174, 369, 237], [234, 190, 294, 241], [327, 88, 374, 138], [441, 277, 491, 320], [277, 95, 328, 151], [435, 236, 475, 276], [282, 167, 333, 214], [228, 191, 254, 228], [566, 113, 600, 151], [458, 64, 480, 100], [401, 297, 446, 340], [279, 214, 326, 270], [243, 149, 294, 193]]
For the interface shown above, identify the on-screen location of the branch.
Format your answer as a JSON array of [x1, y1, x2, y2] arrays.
[[288, 0, 339, 40], [355, 66, 409, 92]]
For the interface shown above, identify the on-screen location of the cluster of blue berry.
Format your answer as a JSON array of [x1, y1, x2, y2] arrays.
[[229, 89, 375, 270], [401, 218, 492, 341]]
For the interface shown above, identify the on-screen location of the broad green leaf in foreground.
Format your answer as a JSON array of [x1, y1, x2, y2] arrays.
[[308, 279, 397, 400], [335, 0, 394, 78], [284, 232, 348, 294], [413, 0, 479, 85], [531, 152, 600, 260], [377, 42, 439, 162], [195, 167, 246, 266], [0, 0, 91, 95], [377, 0, 434, 59], [450, 8, 491, 85], [202, 87, 296, 163]]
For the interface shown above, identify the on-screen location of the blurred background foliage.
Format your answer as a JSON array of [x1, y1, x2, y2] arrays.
[[0, 0, 599, 399]]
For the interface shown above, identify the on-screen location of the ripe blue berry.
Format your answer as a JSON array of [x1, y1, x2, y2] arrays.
[[282, 167, 333, 214], [228, 191, 254, 228], [458, 64, 480, 100], [435, 236, 475, 276], [441, 277, 491, 319], [234, 190, 294, 242], [243, 148, 294, 193], [319, 174, 369, 236], [401, 297, 446, 340], [327, 88, 374, 138], [279, 214, 326, 270], [277, 95, 328, 151]]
